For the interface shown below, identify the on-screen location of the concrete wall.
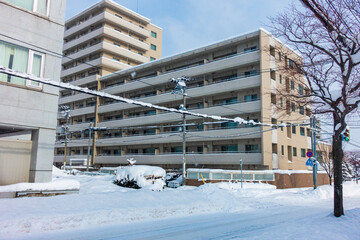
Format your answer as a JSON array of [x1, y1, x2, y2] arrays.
[[0, 139, 31, 185]]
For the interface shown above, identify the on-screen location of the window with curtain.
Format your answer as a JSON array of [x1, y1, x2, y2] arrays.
[[0, 41, 43, 88], [5, 0, 33, 11], [4, 0, 48, 15]]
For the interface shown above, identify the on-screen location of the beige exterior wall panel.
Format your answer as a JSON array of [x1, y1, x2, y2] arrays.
[[0, 139, 31, 185]]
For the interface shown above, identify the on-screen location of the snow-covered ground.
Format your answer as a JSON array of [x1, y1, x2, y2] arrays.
[[0, 169, 359, 240]]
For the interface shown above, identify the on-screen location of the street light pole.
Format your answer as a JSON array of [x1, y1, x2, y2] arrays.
[[170, 76, 190, 185]]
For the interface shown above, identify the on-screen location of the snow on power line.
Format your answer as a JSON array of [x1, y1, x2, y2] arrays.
[[0, 66, 308, 128]]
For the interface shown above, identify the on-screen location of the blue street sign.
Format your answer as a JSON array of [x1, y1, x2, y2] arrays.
[[306, 158, 313, 166]]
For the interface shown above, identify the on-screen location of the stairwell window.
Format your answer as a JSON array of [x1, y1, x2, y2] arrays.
[[150, 44, 157, 51], [5, 0, 49, 15], [151, 31, 157, 38], [0, 41, 44, 88]]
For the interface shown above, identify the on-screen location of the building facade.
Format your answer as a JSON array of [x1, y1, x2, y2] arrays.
[[55, 29, 312, 171], [0, 0, 66, 185], [56, 0, 162, 163]]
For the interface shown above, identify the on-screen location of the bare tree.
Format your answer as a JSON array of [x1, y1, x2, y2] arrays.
[[343, 151, 360, 183], [317, 142, 333, 185], [268, 0, 360, 217]]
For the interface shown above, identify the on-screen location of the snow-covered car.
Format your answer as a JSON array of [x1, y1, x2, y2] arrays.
[[167, 175, 183, 188], [114, 165, 166, 191]]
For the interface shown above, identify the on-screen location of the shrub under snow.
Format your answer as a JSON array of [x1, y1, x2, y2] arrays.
[[114, 165, 166, 191]]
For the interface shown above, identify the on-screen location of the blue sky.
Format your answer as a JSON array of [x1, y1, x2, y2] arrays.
[[66, 0, 290, 57], [65, 0, 360, 151]]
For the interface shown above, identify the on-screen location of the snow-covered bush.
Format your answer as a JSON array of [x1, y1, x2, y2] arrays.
[[114, 165, 166, 191]]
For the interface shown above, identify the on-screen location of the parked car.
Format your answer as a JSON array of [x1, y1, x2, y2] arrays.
[[167, 175, 183, 188], [114, 165, 166, 191]]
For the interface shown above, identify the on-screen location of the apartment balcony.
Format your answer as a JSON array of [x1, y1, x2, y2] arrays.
[[64, 12, 105, 39], [60, 75, 99, 91], [103, 11, 149, 38], [272, 129, 278, 143], [307, 136, 312, 149], [271, 79, 276, 94], [56, 121, 91, 134], [102, 42, 148, 63], [58, 92, 94, 105], [99, 75, 261, 114], [62, 41, 148, 66], [101, 50, 261, 94], [65, 106, 96, 119], [94, 152, 262, 166], [61, 56, 131, 78], [53, 154, 88, 163], [271, 103, 277, 119], [63, 26, 149, 52], [98, 100, 261, 128], [64, 11, 149, 40], [96, 126, 261, 147]]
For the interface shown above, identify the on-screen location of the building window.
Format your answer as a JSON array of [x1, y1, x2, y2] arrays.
[[150, 44, 157, 50], [150, 57, 156, 61], [280, 97, 283, 108], [278, 52, 281, 61], [0, 41, 43, 88], [298, 84, 304, 95], [300, 127, 305, 136], [113, 42, 120, 47], [293, 147, 297, 157], [280, 121, 284, 131], [291, 102, 296, 112], [151, 31, 157, 38], [144, 148, 155, 155], [221, 122, 238, 129], [290, 80, 295, 90], [301, 148, 306, 158], [244, 46, 256, 52], [289, 59, 294, 68], [113, 57, 120, 62], [115, 14, 122, 18], [245, 144, 259, 153], [299, 106, 304, 115], [5, 0, 49, 15], [222, 97, 237, 105], [292, 125, 296, 134], [279, 74, 282, 84], [244, 94, 258, 102], [221, 145, 238, 153], [281, 145, 284, 155]]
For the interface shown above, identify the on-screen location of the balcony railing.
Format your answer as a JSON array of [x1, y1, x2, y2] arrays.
[[101, 48, 260, 91]]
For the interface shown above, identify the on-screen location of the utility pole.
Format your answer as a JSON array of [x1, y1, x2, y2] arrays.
[[311, 116, 318, 189], [86, 122, 93, 172], [59, 106, 70, 171], [170, 76, 190, 185], [240, 159, 243, 189], [181, 94, 187, 185]]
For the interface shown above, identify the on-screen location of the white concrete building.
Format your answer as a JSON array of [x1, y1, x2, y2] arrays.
[[0, 0, 66, 185]]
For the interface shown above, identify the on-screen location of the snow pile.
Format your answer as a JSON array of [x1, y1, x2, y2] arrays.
[[114, 165, 166, 191], [0, 179, 80, 193]]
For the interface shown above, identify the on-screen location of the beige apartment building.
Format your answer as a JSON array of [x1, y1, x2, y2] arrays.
[[55, 29, 313, 171], [56, 0, 162, 163]]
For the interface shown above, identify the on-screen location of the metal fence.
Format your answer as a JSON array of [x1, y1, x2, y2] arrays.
[[187, 168, 275, 182]]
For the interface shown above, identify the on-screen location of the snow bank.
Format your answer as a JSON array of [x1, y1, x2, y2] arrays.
[[114, 165, 166, 191], [0, 180, 80, 192]]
